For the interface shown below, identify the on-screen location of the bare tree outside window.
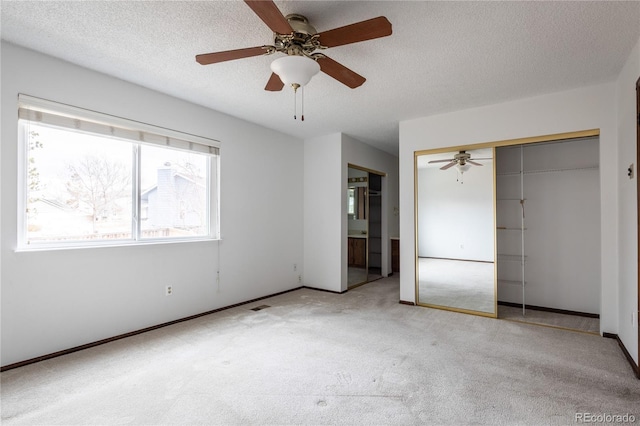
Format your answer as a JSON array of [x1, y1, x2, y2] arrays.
[[65, 156, 131, 233], [26, 131, 43, 225], [174, 159, 206, 229]]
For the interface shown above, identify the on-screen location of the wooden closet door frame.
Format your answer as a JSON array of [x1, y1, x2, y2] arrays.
[[636, 75, 639, 370]]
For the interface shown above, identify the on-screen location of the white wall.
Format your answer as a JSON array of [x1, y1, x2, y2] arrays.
[[341, 134, 399, 291], [303, 133, 398, 293], [1, 42, 304, 366], [417, 160, 494, 262], [399, 83, 619, 334], [303, 133, 343, 292], [616, 36, 639, 364]]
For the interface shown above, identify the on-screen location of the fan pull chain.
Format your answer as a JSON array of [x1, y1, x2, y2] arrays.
[[291, 84, 307, 121], [293, 84, 298, 120]]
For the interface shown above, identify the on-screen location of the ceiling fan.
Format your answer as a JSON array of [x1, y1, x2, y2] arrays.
[[428, 151, 492, 172], [195, 0, 392, 92]]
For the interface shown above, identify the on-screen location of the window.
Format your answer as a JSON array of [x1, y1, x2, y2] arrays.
[[348, 188, 356, 215], [18, 94, 219, 249]]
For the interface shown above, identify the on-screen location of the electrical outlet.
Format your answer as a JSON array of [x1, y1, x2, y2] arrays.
[[298, 275, 302, 283], [166, 285, 172, 296], [293, 263, 297, 272], [628, 164, 634, 179]]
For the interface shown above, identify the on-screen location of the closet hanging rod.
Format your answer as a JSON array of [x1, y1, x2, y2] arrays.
[[497, 165, 598, 176], [498, 279, 527, 286], [498, 254, 528, 262]]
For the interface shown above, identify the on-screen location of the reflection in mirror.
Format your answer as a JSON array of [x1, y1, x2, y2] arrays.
[[348, 187, 366, 220], [416, 148, 496, 316], [348, 167, 368, 287]]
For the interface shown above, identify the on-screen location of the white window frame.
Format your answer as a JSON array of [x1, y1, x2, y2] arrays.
[[17, 94, 220, 251]]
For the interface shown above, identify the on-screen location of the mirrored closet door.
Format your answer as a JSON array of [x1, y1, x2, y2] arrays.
[[347, 165, 384, 288], [347, 166, 369, 287], [415, 148, 497, 317]]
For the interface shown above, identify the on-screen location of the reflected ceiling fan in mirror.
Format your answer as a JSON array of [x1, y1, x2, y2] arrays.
[[428, 151, 492, 184], [195, 0, 392, 120], [428, 151, 492, 173]]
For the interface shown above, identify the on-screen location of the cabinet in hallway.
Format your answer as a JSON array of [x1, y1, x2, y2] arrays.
[[348, 237, 367, 268], [391, 238, 400, 273]]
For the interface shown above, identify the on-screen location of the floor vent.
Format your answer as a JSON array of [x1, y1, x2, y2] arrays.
[[250, 305, 271, 311]]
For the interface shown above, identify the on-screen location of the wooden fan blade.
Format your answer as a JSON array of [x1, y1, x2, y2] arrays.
[[467, 160, 483, 166], [317, 56, 365, 89], [265, 73, 285, 91], [428, 159, 454, 164], [440, 161, 457, 170], [196, 46, 266, 65], [318, 16, 392, 48], [244, 0, 293, 34], [470, 157, 492, 161]]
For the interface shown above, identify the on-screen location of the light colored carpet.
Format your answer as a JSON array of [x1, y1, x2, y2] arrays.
[[499, 305, 600, 334], [418, 258, 495, 314], [2, 275, 638, 425]]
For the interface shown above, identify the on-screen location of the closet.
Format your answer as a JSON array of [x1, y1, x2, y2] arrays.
[[368, 173, 382, 279], [496, 137, 601, 320]]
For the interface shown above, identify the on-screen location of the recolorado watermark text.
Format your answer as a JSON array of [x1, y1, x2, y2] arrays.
[[575, 412, 636, 423]]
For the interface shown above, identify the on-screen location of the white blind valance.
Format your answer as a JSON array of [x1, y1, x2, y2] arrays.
[[18, 94, 220, 155]]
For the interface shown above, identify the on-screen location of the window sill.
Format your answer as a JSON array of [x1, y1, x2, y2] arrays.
[[15, 236, 220, 253]]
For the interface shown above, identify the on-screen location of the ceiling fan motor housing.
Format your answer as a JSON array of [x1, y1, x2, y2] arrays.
[[286, 14, 317, 36], [274, 14, 322, 57], [454, 151, 471, 164]]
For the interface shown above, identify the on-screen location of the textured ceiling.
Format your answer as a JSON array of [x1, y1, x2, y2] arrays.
[[2, 1, 640, 156]]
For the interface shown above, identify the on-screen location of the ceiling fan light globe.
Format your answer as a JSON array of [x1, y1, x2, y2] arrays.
[[270, 55, 320, 87], [457, 163, 471, 173]]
